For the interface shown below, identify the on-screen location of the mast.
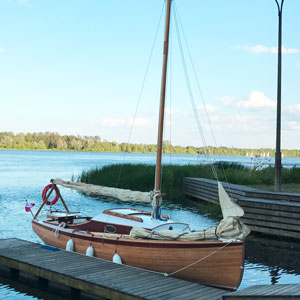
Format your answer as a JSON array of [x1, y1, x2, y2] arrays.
[[152, 0, 172, 219]]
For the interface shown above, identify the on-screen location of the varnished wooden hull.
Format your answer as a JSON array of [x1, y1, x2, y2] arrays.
[[32, 220, 244, 290]]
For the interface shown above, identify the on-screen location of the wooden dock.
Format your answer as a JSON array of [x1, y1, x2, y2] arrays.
[[0, 238, 228, 300], [223, 284, 300, 299], [183, 177, 300, 239]]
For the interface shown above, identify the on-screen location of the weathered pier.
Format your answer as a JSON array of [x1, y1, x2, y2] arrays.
[[183, 178, 300, 239], [223, 284, 300, 299], [0, 238, 228, 300], [1, 239, 300, 299]]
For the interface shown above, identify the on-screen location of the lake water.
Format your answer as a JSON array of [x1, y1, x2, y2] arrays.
[[0, 150, 300, 299]]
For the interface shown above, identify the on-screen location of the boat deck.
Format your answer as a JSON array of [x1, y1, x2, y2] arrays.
[[0, 238, 228, 300]]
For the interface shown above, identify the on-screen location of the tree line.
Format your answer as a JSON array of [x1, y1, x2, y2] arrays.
[[1, 131, 300, 157]]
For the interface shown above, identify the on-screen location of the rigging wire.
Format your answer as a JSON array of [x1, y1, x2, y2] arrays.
[[173, 2, 234, 190], [115, 1, 166, 188], [172, 6, 218, 181]]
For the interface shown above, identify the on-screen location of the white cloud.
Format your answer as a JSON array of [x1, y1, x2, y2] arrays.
[[165, 108, 182, 115], [288, 121, 300, 130], [18, 0, 28, 4], [0, 48, 4, 54], [219, 96, 234, 106], [128, 117, 151, 127], [236, 91, 276, 109], [283, 104, 300, 114], [244, 45, 269, 54], [209, 113, 270, 134], [100, 118, 126, 128], [297, 63, 300, 69], [234, 45, 299, 54], [196, 104, 216, 113], [100, 117, 151, 128], [272, 46, 299, 54]]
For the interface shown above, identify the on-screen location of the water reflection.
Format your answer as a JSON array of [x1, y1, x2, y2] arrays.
[[242, 236, 300, 288], [0, 274, 102, 300], [0, 277, 40, 300], [1, 150, 300, 298]]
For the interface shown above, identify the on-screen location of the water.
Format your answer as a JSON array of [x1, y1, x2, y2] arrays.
[[0, 150, 300, 298]]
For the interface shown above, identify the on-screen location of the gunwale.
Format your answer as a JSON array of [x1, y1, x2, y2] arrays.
[[33, 219, 243, 248]]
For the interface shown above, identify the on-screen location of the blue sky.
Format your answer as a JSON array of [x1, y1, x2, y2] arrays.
[[0, 0, 299, 149]]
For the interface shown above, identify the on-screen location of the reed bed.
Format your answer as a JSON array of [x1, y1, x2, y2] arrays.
[[78, 163, 300, 204]]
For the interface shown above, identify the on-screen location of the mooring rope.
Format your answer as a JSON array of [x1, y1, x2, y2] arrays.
[[54, 222, 66, 237], [115, 238, 233, 278], [166, 240, 233, 277]]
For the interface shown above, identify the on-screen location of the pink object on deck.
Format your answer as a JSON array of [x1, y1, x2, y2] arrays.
[[25, 200, 35, 212]]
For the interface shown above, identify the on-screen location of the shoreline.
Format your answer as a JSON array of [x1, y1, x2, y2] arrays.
[[1, 148, 300, 158]]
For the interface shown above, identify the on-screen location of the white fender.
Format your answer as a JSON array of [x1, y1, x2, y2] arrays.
[[86, 245, 94, 257], [113, 253, 122, 264], [66, 238, 74, 252]]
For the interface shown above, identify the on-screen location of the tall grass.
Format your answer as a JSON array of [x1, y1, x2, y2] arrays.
[[78, 162, 300, 203]]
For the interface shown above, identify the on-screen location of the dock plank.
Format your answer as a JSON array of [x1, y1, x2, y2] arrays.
[[242, 206, 300, 219], [245, 224, 300, 239], [243, 212, 300, 226], [241, 217, 300, 232], [144, 282, 202, 299], [238, 198, 300, 213], [0, 238, 228, 300], [223, 284, 300, 299], [122, 276, 184, 294]]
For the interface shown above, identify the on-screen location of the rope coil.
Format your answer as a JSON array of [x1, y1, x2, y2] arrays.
[[54, 222, 66, 237]]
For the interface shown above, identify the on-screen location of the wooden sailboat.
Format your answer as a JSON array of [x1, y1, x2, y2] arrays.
[[32, 0, 248, 290]]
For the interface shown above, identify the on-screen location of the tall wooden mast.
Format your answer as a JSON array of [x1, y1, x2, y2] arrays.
[[152, 0, 172, 219]]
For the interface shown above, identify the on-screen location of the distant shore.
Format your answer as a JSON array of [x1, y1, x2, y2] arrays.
[[1, 132, 300, 157]]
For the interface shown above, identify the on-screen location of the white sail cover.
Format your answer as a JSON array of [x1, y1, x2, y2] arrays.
[[130, 181, 250, 241], [130, 226, 218, 241], [52, 179, 152, 203], [217, 216, 250, 240], [130, 216, 250, 241], [218, 182, 244, 218]]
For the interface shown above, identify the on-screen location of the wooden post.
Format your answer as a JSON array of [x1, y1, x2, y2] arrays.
[[70, 287, 81, 298], [10, 268, 19, 280], [38, 277, 49, 289], [34, 186, 55, 219], [54, 185, 70, 213]]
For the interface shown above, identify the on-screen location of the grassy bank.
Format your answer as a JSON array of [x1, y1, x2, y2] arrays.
[[78, 163, 300, 204]]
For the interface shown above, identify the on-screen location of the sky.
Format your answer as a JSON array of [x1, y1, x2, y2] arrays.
[[0, 0, 299, 150]]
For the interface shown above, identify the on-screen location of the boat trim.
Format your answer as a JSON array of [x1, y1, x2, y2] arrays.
[[33, 220, 243, 249]]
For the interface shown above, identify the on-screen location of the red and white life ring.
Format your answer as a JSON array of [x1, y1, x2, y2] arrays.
[[42, 184, 59, 205]]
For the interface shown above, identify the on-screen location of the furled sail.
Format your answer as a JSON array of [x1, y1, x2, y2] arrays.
[[130, 216, 250, 241], [130, 226, 218, 241], [218, 182, 244, 218], [51, 179, 152, 203], [130, 181, 250, 241], [130, 217, 250, 241]]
